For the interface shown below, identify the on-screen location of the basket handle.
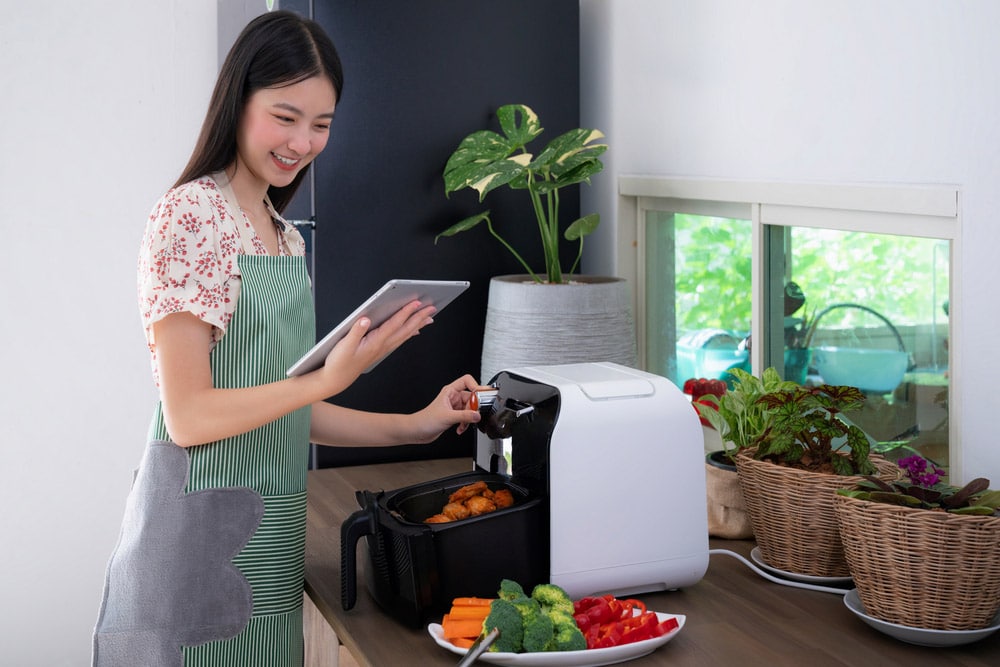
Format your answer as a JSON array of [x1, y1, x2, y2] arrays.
[[340, 506, 375, 610], [804, 302, 914, 369]]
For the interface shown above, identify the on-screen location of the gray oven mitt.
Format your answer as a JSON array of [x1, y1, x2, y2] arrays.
[[93, 440, 265, 667]]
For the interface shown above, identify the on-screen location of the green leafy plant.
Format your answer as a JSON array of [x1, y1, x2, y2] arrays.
[[785, 310, 815, 350], [838, 454, 1000, 516], [753, 384, 876, 476], [695, 367, 797, 462], [435, 104, 608, 284], [781, 281, 813, 350]]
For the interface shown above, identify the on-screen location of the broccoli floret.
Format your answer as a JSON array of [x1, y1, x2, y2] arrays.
[[528, 584, 585, 652], [483, 598, 524, 653], [547, 610, 587, 652], [488, 580, 584, 653], [498, 578, 526, 601], [509, 595, 554, 652], [530, 583, 576, 618]]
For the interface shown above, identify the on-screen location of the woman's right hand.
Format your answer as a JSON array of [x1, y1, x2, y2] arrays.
[[153, 301, 435, 446], [316, 300, 437, 396]]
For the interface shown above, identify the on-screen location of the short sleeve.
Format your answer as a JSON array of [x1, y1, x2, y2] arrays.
[[137, 178, 242, 349]]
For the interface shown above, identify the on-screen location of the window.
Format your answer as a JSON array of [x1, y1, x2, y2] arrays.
[[619, 178, 958, 476], [643, 208, 752, 383]]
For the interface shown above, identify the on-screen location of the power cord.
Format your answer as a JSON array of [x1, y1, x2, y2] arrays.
[[709, 549, 850, 595]]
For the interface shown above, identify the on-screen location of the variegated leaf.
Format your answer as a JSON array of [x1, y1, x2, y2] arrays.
[[497, 104, 542, 147], [564, 214, 600, 241]]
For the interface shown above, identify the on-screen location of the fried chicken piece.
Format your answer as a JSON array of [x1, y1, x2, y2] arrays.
[[448, 480, 488, 504], [424, 513, 453, 524], [464, 495, 497, 516], [492, 488, 514, 509], [441, 502, 471, 521]]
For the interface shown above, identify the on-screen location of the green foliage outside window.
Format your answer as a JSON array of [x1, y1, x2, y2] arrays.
[[674, 214, 948, 337], [674, 215, 752, 333]]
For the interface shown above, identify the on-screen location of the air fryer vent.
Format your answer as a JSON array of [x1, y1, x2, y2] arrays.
[[390, 531, 412, 579], [367, 531, 392, 587]]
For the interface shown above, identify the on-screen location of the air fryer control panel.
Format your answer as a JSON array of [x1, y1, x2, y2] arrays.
[[474, 371, 561, 498]]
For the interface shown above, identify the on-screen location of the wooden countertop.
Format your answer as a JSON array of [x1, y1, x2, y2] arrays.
[[305, 458, 999, 666]]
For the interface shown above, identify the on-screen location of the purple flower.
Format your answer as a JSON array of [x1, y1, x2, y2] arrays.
[[897, 454, 944, 488]]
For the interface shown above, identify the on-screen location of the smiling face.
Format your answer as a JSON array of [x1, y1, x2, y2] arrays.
[[232, 75, 337, 194]]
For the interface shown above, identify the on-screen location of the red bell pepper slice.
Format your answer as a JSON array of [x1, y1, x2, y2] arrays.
[[576, 594, 678, 650], [583, 596, 616, 625], [624, 598, 647, 615], [594, 621, 623, 649], [654, 616, 680, 636]]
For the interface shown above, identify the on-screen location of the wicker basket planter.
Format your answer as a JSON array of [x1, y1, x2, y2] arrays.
[[834, 493, 1000, 630], [735, 451, 898, 578]]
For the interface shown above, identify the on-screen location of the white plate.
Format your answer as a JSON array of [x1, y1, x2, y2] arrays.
[[428, 611, 685, 666], [844, 589, 1000, 647], [750, 547, 854, 585]]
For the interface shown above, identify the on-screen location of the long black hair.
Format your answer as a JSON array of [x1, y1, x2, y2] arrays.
[[175, 10, 344, 213]]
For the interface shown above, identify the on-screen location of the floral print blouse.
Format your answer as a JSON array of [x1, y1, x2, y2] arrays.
[[137, 175, 306, 384]]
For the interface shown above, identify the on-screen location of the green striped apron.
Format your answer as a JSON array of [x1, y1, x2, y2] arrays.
[[165, 250, 313, 666], [94, 178, 315, 667]]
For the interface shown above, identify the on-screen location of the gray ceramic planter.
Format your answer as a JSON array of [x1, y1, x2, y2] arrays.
[[480, 275, 637, 382]]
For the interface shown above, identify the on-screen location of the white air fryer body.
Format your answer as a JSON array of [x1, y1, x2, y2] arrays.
[[476, 362, 709, 599]]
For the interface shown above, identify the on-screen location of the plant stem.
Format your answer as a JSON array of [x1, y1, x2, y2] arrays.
[[569, 232, 584, 275], [548, 187, 562, 282], [485, 217, 540, 282], [527, 175, 559, 283]]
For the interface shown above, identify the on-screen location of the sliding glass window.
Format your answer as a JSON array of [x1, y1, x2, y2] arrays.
[[624, 180, 957, 477]]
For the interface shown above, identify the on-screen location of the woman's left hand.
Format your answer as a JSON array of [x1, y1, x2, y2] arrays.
[[411, 374, 488, 442], [308, 375, 490, 448]]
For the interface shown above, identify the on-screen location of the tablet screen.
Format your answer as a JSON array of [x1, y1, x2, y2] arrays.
[[286, 279, 470, 377]]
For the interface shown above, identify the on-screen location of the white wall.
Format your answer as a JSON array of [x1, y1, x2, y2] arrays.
[[1, 1, 216, 663], [6, 1, 1000, 663], [580, 0, 1000, 484]]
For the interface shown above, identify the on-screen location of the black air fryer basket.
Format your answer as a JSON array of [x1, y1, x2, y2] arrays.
[[340, 471, 545, 627]]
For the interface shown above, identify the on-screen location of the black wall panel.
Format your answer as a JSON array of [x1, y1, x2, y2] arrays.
[[310, 0, 580, 466]]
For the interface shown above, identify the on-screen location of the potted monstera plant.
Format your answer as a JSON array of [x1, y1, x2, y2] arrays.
[[436, 104, 635, 380]]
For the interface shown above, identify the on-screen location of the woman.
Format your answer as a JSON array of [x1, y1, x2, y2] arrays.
[[93, 11, 482, 666]]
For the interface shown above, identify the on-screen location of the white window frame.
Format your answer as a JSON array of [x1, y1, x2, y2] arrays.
[[617, 176, 961, 473]]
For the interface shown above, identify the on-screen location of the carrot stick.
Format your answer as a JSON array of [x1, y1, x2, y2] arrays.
[[451, 597, 494, 607], [441, 615, 485, 639], [450, 637, 477, 649], [447, 605, 492, 620]]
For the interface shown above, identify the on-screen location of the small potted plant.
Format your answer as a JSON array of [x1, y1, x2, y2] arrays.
[[435, 104, 634, 380], [751, 384, 877, 475], [835, 456, 1000, 632], [693, 368, 796, 539], [781, 281, 813, 384], [695, 367, 796, 465], [684, 376, 729, 458], [742, 282, 814, 384], [733, 382, 900, 578]]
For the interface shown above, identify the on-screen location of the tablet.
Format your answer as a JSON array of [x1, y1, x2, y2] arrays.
[[286, 279, 470, 377]]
